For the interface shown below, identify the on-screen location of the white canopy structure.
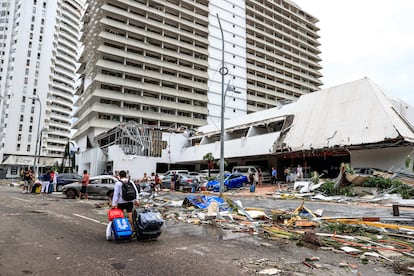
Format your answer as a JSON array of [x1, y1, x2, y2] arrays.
[[282, 78, 414, 151], [177, 78, 414, 163]]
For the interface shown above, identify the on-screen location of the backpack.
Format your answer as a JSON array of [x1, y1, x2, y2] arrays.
[[121, 180, 137, 201]]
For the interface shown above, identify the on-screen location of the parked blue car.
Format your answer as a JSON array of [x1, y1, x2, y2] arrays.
[[206, 173, 248, 192]]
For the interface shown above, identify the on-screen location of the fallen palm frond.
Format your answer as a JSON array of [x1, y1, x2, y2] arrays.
[[325, 218, 414, 232], [262, 225, 297, 239]]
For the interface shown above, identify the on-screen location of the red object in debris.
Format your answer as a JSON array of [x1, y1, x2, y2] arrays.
[[108, 208, 124, 221]]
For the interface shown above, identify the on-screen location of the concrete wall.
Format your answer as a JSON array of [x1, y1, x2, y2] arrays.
[[107, 145, 158, 181]]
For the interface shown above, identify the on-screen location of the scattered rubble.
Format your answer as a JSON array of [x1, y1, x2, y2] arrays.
[[133, 184, 414, 274]]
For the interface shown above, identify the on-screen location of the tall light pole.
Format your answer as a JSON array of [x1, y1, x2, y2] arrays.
[[217, 14, 227, 197], [30, 96, 42, 176]]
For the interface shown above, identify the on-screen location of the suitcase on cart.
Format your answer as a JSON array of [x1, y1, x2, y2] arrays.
[[133, 208, 163, 240], [106, 208, 132, 242]]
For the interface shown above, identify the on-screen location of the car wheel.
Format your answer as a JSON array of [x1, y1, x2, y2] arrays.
[[65, 189, 77, 199], [56, 185, 64, 192]]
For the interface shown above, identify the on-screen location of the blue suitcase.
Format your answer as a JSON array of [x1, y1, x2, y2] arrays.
[[111, 218, 133, 241]]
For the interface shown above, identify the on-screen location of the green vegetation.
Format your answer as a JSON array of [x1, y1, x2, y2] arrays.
[[320, 177, 414, 199], [319, 181, 353, 196], [362, 177, 414, 199]]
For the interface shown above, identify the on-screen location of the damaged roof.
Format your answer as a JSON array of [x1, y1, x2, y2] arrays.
[[283, 78, 414, 150], [197, 78, 414, 151], [177, 78, 414, 163]]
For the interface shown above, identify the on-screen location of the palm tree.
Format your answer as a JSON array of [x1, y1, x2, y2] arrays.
[[59, 142, 71, 173], [202, 152, 215, 178]]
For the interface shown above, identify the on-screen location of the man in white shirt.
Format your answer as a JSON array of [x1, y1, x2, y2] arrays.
[[112, 170, 140, 235]]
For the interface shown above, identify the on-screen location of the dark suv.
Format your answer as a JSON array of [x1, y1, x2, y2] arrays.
[[56, 173, 83, 192]]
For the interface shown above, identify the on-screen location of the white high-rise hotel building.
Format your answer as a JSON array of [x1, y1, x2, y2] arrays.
[[0, 0, 83, 178], [0, 0, 320, 177], [73, 0, 321, 154]]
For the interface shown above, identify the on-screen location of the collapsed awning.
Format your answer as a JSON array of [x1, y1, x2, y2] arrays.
[[1, 155, 62, 167], [1, 155, 34, 166]]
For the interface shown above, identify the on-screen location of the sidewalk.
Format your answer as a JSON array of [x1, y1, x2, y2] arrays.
[[225, 184, 282, 197]]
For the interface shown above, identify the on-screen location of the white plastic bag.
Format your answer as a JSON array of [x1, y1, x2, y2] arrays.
[[105, 221, 112, 241]]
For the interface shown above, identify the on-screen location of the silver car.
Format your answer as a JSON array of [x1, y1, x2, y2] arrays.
[[161, 173, 199, 191], [62, 175, 119, 199]]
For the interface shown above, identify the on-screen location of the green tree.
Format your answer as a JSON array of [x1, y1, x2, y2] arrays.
[[59, 142, 71, 173], [203, 152, 215, 178]]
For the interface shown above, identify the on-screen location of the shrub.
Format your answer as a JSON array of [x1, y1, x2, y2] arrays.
[[319, 181, 353, 196]]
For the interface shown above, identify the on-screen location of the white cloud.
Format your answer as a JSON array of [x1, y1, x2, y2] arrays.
[[292, 0, 414, 105]]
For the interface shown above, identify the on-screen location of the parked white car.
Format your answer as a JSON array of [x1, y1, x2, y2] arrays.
[[199, 169, 220, 178], [232, 166, 271, 183], [159, 169, 189, 180]]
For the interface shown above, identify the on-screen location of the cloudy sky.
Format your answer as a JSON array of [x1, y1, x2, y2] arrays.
[[292, 0, 414, 105]]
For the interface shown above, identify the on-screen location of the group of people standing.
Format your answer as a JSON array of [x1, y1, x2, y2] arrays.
[[135, 172, 162, 194], [39, 169, 58, 194], [284, 165, 303, 183], [21, 168, 58, 194]]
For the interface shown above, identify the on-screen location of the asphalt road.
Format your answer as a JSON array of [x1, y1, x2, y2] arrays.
[[0, 184, 402, 275]]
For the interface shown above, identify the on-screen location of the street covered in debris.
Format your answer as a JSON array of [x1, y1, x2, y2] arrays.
[[4, 171, 414, 275], [108, 166, 414, 275], [152, 187, 414, 275]]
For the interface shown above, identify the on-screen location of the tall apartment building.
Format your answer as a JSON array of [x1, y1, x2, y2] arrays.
[[0, 0, 83, 178], [73, 0, 321, 152]]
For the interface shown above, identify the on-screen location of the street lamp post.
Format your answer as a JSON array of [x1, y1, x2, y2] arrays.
[[30, 96, 42, 177], [217, 14, 227, 197], [216, 15, 241, 197]]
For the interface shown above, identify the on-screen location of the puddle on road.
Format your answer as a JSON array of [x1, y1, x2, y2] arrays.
[[167, 223, 252, 241]]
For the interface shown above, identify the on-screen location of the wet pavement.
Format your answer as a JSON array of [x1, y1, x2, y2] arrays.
[[3, 180, 414, 275]]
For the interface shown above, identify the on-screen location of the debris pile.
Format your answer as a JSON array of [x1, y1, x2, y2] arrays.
[[141, 193, 414, 274]]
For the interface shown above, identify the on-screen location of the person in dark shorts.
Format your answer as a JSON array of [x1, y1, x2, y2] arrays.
[[79, 170, 90, 200], [112, 170, 140, 235]]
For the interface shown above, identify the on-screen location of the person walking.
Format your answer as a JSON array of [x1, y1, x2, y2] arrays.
[[79, 170, 90, 200], [28, 168, 35, 193], [22, 169, 31, 193], [52, 170, 58, 193], [141, 172, 150, 192], [154, 173, 161, 195], [49, 170, 57, 194], [258, 168, 263, 186], [112, 170, 140, 235], [284, 167, 292, 183], [171, 172, 177, 191], [249, 173, 255, 192], [41, 170, 51, 194], [296, 165, 303, 179], [174, 173, 181, 191], [271, 167, 277, 185]]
